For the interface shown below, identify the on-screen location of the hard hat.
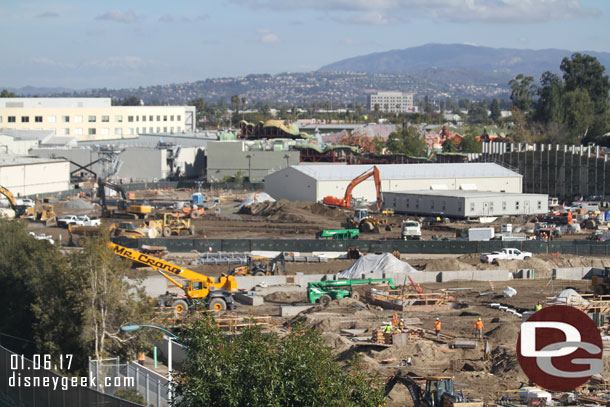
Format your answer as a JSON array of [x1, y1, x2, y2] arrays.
[[401, 319, 404, 321], [478, 317, 482, 320], [436, 318, 439, 320]]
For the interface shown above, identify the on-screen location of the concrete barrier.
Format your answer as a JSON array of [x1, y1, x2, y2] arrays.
[[440, 269, 511, 282], [234, 292, 264, 306], [280, 305, 314, 317], [552, 267, 604, 280]]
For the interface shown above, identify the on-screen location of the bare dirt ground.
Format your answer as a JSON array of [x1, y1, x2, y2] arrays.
[[26, 188, 610, 404]]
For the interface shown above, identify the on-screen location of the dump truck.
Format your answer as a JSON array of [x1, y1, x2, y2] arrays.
[[401, 220, 422, 240], [308, 278, 397, 305]]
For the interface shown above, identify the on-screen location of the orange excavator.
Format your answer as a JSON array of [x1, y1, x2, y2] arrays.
[[322, 166, 383, 210]]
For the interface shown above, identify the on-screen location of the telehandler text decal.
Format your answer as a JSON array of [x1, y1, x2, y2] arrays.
[[113, 246, 184, 274]]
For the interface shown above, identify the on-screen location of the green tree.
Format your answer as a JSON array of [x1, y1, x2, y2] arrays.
[[230, 95, 240, 115], [490, 99, 501, 123], [386, 126, 428, 157], [467, 105, 490, 124], [562, 89, 595, 144], [461, 127, 482, 153], [561, 53, 610, 114], [442, 139, 458, 153], [72, 234, 156, 362], [0, 89, 16, 97], [533, 71, 564, 124], [174, 314, 385, 407], [509, 74, 536, 113]]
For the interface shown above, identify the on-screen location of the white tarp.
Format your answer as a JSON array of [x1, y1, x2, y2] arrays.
[[550, 288, 590, 306], [337, 253, 417, 279], [239, 192, 275, 208]]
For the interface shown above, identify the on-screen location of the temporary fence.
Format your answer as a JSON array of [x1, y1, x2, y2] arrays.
[[89, 357, 169, 407], [112, 236, 610, 256], [0, 343, 142, 407]]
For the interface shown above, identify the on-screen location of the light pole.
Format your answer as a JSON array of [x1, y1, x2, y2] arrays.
[[121, 324, 181, 402], [283, 154, 290, 169]]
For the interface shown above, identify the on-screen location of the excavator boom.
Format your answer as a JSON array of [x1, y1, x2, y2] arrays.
[[0, 186, 17, 209], [322, 166, 383, 209]]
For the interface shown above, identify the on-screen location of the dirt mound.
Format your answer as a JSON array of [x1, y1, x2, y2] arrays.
[[263, 291, 306, 303], [421, 258, 470, 271], [484, 323, 520, 342], [238, 199, 345, 223]]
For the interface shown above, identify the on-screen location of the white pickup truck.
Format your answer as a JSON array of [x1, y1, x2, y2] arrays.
[[74, 216, 101, 227], [480, 248, 532, 263]]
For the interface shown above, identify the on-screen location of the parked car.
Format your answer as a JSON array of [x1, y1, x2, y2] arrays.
[[480, 248, 532, 263], [57, 215, 80, 228]]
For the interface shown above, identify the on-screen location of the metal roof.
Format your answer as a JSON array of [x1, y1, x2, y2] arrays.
[[0, 154, 67, 166], [385, 190, 545, 198], [292, 163, 520, 181]]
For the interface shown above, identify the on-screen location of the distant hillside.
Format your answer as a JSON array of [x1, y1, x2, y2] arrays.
[[319, 43, 610, 78], [4, 86, 75, 96]]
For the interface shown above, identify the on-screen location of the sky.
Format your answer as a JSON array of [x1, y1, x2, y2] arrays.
[[1, 0, 609, 89]]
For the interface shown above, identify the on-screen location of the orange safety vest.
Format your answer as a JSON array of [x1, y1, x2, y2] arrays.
[[435, 321, 441, 331], [474, 321, 484, 330]]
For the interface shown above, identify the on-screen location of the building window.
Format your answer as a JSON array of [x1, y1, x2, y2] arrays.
[[170, 115, 174, 121], [141, 127, 146, 133], [177, 115, 181, 121], [128, 116, 134, 122], [127, 128, 133, 135], [115, 115, 123, 122], [156, 115, 161, 121], [515, 201, 520, 210], [88, 115, 96, 123], [88, 128, 96, 135], [406, 199, 410, 208], [170, 127, 174, 133], [100, 128, 109, 135], [74, 115, 83, 123], [47, 116, 56, 123], [537, 201, 542, 210], [136, 116, 139, 122], [470, 202, 475, 211], [163, 127, 167, 132], [102, 115, 109, 122], [21, 116, 29, 123], [163, 115, 167, 121], [177, 126, 181, 133], [8, 116, 16, 123], [63, 129, 70, 135], [156, 127, 160, 133], [149, 115, 153, 121], [489, 202, 494, 211], [430, 200, 435, 209], [35, 116, 43, 123], [62, 115, 70, 123], [149, 127, 153, 133], [142, 115, 146, 122], [114, 128, 122, 136], [442, 201, 446, 211], [74, 128, 83, 135]]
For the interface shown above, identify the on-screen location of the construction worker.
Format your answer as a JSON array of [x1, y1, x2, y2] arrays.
[[434, 318, 441, 338], [383, 323, 393, 334], [535, 301, 542, 312], [474, 317, 484, 340], [398, 319, 405, 331]]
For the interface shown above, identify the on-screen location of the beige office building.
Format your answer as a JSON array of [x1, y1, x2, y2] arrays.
[[368, 91, 416, 113], [0, 98, 196, 141]]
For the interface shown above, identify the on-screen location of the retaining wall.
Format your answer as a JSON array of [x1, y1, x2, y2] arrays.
[[112, 236, 610, 256], [552, 267, 604, 280]]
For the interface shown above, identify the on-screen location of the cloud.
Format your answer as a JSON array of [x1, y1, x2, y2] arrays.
[[335, 11, 402, 25], [30, 57, 75, 69], [159, 14, 174, 23], [37, 11, 59, 18], [96, 9, 139, 24], [232, 0, 599, 23], [85, 56, 145, 70], [256, 28, 280, 44]]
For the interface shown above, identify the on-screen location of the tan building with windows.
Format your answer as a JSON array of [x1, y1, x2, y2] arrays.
[[0, 98, 195, 141], [368, 91, 416, 113]]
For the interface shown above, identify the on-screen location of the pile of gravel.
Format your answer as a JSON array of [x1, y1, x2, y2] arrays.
[[64, 199, 94, 209]]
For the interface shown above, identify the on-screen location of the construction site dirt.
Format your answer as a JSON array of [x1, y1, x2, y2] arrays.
[[23, 188, 610, 405]]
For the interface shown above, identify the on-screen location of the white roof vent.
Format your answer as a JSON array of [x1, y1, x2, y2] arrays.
[[459, 184, 477, 190]]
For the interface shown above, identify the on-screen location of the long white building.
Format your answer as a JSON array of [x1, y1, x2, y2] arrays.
[[264, 163, 522, 203], [0, 98, 196, 141]]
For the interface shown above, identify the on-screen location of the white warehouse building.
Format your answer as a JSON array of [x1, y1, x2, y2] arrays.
[[264, 163, 523, 204], [0, 155, 70, 196]]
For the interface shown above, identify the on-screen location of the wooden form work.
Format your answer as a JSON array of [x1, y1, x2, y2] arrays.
[[366, 286, 454, 311]]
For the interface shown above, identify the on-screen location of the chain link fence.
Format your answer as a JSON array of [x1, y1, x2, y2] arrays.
[[89, 357, 169, 407], [0, 344, 142, 407]]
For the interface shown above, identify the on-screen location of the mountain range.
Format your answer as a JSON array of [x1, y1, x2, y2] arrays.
[[319, 43, 610, 78]]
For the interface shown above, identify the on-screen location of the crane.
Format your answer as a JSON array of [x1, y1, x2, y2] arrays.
[[109, 242, 237, 314], [322, 166, 383, 210]]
